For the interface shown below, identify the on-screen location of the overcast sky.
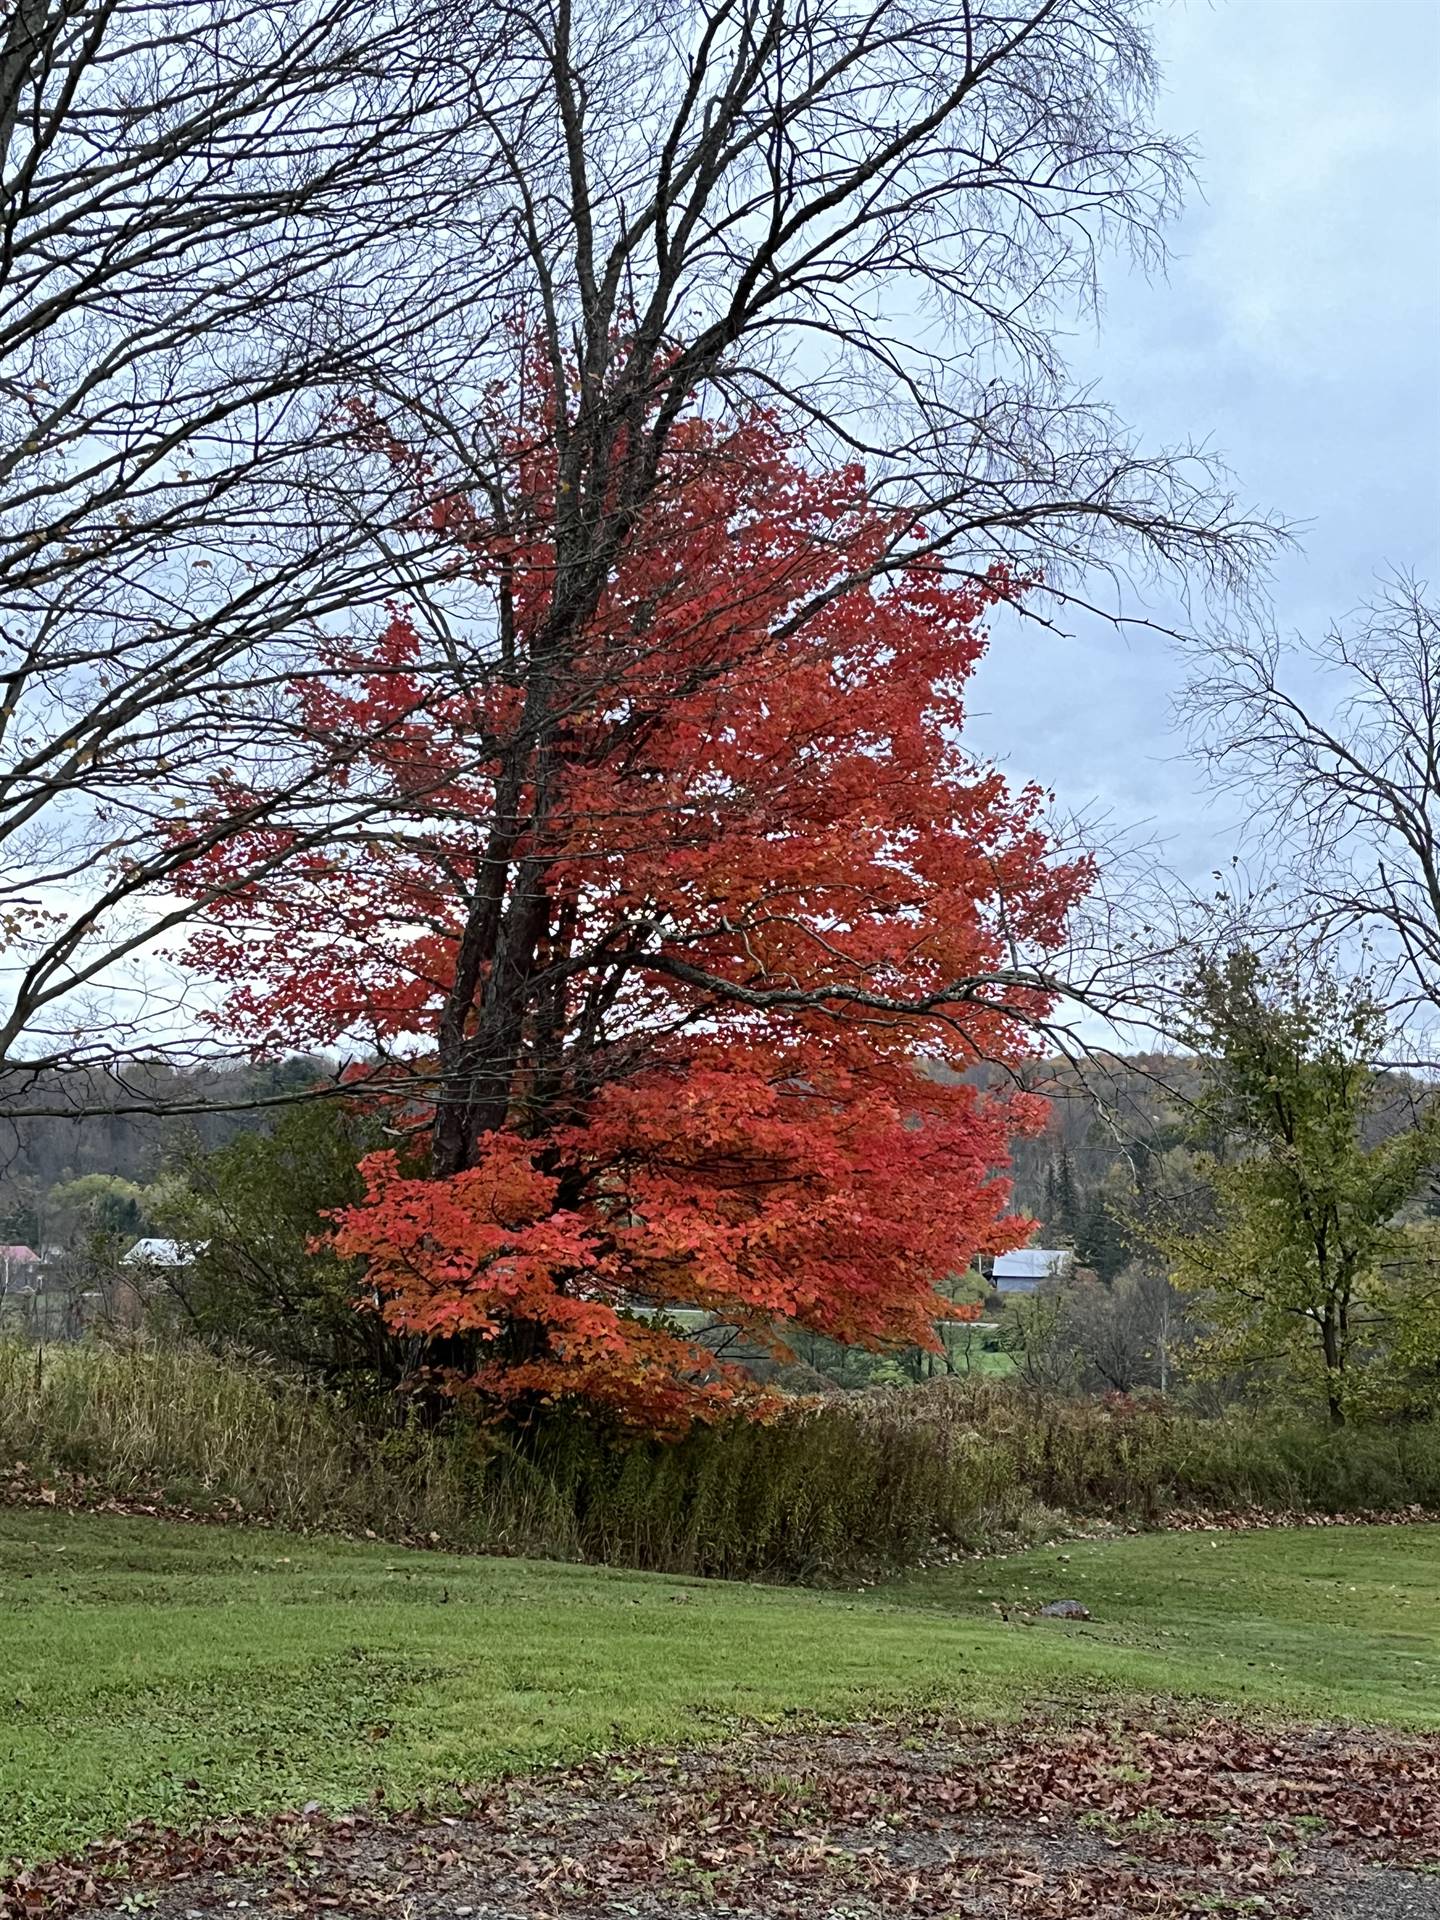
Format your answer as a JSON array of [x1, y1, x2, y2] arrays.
[[967, 0, 1440, 881]]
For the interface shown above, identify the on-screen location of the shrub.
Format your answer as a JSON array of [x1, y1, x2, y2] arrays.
[[0, 1341, 1039, 1575], [2, 1342, 1436, 1582], [853, 1377, 1440, 1521], [544, 1399, 1039, 1578]]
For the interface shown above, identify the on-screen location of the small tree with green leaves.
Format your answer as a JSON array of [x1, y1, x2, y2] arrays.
[[151, 1101, 421, 1401], [1156, 951, 1440, 1425], [46, 1174, 152, 1245], [998, 1284, 1083, 1394]]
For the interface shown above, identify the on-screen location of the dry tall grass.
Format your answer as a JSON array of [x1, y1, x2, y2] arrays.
[[0, 1340, 573, 1553], [3, 1341, 1436, 1580]]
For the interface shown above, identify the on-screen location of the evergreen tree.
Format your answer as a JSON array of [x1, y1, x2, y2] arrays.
[[1075, 1188, 1129, 1282]]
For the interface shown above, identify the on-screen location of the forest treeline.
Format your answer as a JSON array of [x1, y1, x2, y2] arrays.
[[0, 1050, 1231, 1252], [5, 1048, 1434, 1262]]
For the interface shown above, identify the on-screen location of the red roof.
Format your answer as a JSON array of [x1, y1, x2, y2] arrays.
[[0, 1245, 40, 1263]]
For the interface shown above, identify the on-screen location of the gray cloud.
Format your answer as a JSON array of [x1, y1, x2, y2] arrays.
[[965, 0, 1440, 880]]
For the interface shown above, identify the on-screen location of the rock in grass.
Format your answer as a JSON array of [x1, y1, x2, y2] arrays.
[[1038, 1598, 1091, 1620]]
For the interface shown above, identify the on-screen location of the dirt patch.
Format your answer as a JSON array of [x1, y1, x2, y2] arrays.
[[6, 1713, 1438, 1919]]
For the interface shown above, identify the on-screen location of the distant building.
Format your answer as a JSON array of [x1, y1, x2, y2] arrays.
[[991, 1247, 1074, 1295], [121, 1237, 204, 1269], [0, 1244, 41, 1293]]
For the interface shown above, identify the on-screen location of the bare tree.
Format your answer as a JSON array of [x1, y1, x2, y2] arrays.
[[1064, 1261, 1187, 1393], [1185, 578, 1440, 1043], [0, 0, 515, 1074]]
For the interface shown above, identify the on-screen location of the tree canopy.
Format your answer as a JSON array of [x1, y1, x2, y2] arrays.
[[1154, 952, 1440, 1424], [189, 408, 1089, 1426]]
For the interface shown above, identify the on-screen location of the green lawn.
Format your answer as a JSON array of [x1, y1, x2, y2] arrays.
[[888, 1523, 1440, 1728], [2, 1510, 1437, 1863]]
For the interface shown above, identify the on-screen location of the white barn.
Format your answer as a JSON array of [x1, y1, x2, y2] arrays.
[[991, 1247, 1073, 1295], [121, 1237, 204, 1268]]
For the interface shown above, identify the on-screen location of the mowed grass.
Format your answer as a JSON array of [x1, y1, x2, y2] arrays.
[[2, 1511, 1437, 1863], [889, 1523, 1440, 1729]]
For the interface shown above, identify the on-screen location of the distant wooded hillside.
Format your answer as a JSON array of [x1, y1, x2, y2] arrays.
[[0, 1059, 329, 1244], [1, 1048, 1429, 1266], [966, 1051, 1436, 1278]]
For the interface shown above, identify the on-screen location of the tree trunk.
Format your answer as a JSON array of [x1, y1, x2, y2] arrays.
[[1320, 1310, 1346, 1427]]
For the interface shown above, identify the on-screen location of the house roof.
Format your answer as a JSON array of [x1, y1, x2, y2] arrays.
[[992, 1247, 1072, 1279], [0, 1244, 39, 1263]]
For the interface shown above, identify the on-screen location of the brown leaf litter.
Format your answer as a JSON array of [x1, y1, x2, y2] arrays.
[[6, 1711, 1439, 1919]]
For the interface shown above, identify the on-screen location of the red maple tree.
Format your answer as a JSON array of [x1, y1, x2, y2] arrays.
[[186, 399, 1091, 1429]]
